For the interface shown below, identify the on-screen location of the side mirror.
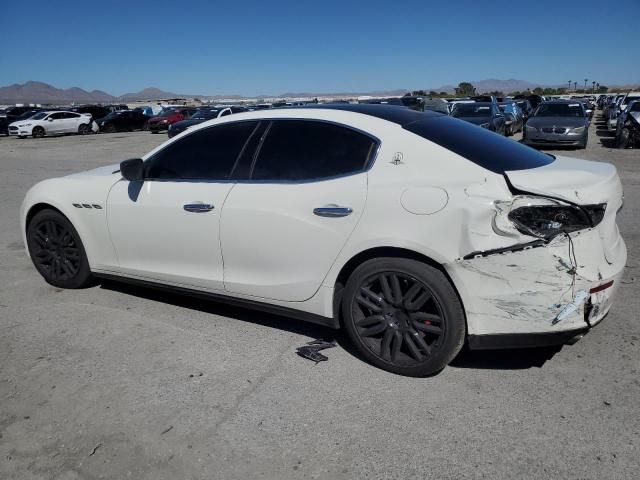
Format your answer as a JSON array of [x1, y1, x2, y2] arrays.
[[120, 158, 144, 181], [48, 118, 54, 122]]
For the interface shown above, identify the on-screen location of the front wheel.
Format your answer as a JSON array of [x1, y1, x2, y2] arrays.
[[26, 209, 93, 289], [78, 123, 89, 135], [32, 126, 45, 138], [341, 258, 465, 376]]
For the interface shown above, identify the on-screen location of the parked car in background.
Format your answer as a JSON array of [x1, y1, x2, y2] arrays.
[[610, 92, 640, 132], [514, 94, 543, 109], [450, 102, 506, 135], [20, 104, 626, 376], [8, 111, 92, 138], [70, 105, 111, 121], [1, 107, 46, 134], [1, 106, 46, 134], [498, 102, 524, 136], [514, 99, 534, 122], [96, 110, 150, 133], [616, 99, 640, 149], [136, 105, 164, 117], [147, 107, 198, 133], [167, 106, 247, 138], [523, 100, 589, 149]]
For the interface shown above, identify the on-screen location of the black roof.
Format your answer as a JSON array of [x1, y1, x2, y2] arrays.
[[302, 103, 443, 126]]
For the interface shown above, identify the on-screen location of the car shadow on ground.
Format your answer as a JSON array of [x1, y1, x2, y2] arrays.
[[450, 345, 561, 370], [99, 280, 561, 373]]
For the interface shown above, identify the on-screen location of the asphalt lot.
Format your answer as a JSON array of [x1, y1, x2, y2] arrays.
[[1, 116, 639, 480]]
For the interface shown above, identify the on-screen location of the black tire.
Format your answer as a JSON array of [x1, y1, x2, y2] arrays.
[[105, 123, 116, 133], [78, 123, 89, 135], [32, 126, 45, 138], [341, 258, 465, 377], [142, 122, 149, 131], [26, 209, 93, 289], [617, 128, 630, 149]]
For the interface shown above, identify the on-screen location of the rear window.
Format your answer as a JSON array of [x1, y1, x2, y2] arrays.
[[403, 116, 555, 173]]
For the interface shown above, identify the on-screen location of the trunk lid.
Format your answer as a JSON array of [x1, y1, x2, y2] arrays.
[[504, 155, 624, 263]]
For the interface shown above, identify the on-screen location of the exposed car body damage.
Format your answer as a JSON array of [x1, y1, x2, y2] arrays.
[[446, 155, 625, 338]]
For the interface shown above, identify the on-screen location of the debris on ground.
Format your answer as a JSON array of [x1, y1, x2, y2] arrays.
[[161, 425, 173, 435], [296, 339, 337, 363], [88, 443, 102, 456]]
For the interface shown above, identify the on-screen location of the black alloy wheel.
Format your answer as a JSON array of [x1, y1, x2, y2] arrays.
[[27, 209, 93, 288], [342, 258, 465, 376], [32, 126, 45, 138], [78, 123, 89, 135]]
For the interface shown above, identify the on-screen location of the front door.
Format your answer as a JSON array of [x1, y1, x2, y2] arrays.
[[106, 120, 259, 290]]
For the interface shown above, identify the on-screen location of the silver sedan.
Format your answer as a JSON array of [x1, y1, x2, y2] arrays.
[[523, 101, 589, 149]]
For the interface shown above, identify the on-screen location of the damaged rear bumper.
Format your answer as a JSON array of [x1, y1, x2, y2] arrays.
[[447, 228, 626, 349]]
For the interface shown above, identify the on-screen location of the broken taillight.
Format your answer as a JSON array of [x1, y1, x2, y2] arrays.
[[494, 196, 607, 240]]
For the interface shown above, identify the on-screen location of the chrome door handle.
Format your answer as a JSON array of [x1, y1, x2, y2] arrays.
[[313, 206, 353, 217], [183, 203, 214, 213]]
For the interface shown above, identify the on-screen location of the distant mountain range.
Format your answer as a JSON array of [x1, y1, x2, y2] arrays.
[[1, 79, 635, 105]]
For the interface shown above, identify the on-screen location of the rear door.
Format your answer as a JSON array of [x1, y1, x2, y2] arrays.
[[63, 112, 81, 132], [220, 119, 376, 302]]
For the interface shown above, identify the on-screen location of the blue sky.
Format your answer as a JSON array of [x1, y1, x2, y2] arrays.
[[1, 0, 638, 96]]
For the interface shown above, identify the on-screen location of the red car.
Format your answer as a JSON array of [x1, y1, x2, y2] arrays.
[[147, 108, 198, 133]]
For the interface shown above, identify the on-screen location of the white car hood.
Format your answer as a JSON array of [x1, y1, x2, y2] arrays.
[[66, 164, 121, 178], [504, 155, 619, 205]]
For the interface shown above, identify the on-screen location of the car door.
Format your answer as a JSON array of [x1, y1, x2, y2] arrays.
[[220, 119, 376, 302], [106, 120, 259, 290], [45, 112, 67, 134], [63, 112, 81, 132]]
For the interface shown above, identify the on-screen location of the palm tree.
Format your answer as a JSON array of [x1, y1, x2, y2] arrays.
[[584, 78, 588, 91], [596, 82, 600, 92], [568, 80, 572, 91], [574, 81, 577, 91], [592, 81, 596, 93]]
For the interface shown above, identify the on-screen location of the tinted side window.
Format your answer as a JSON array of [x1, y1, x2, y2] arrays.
[[404, 116, 554, 173], [251, 120, 375, 181], [50, 112, 66, 120], [145, 121, 258, 180]]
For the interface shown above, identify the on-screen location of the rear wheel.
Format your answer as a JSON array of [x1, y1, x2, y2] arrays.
[[341, 258, 465, 376], [32, 126, 45, 138], [26, 209, 93, 289]]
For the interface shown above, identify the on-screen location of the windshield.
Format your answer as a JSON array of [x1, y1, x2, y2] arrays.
[[451, 104, 492, 117], [104, 112, 121, 120], [629, 101, 640, 112], [30, 112, 48, 120], [158, 109, 176, 117], [534, 103, 584, 117], [190, 109, 219, 120]]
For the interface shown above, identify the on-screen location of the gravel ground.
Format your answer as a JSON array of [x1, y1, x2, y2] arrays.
[[0, 116, 639, 480]]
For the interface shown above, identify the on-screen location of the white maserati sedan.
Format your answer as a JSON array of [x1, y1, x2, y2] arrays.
[[9, 110, 92, 138], [20, 105, 626, 376]]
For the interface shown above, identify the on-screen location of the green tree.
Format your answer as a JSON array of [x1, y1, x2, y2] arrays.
[[455, 82, 476, 96], [597, 85, 608, 93], [532, 87, 544, 95]]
